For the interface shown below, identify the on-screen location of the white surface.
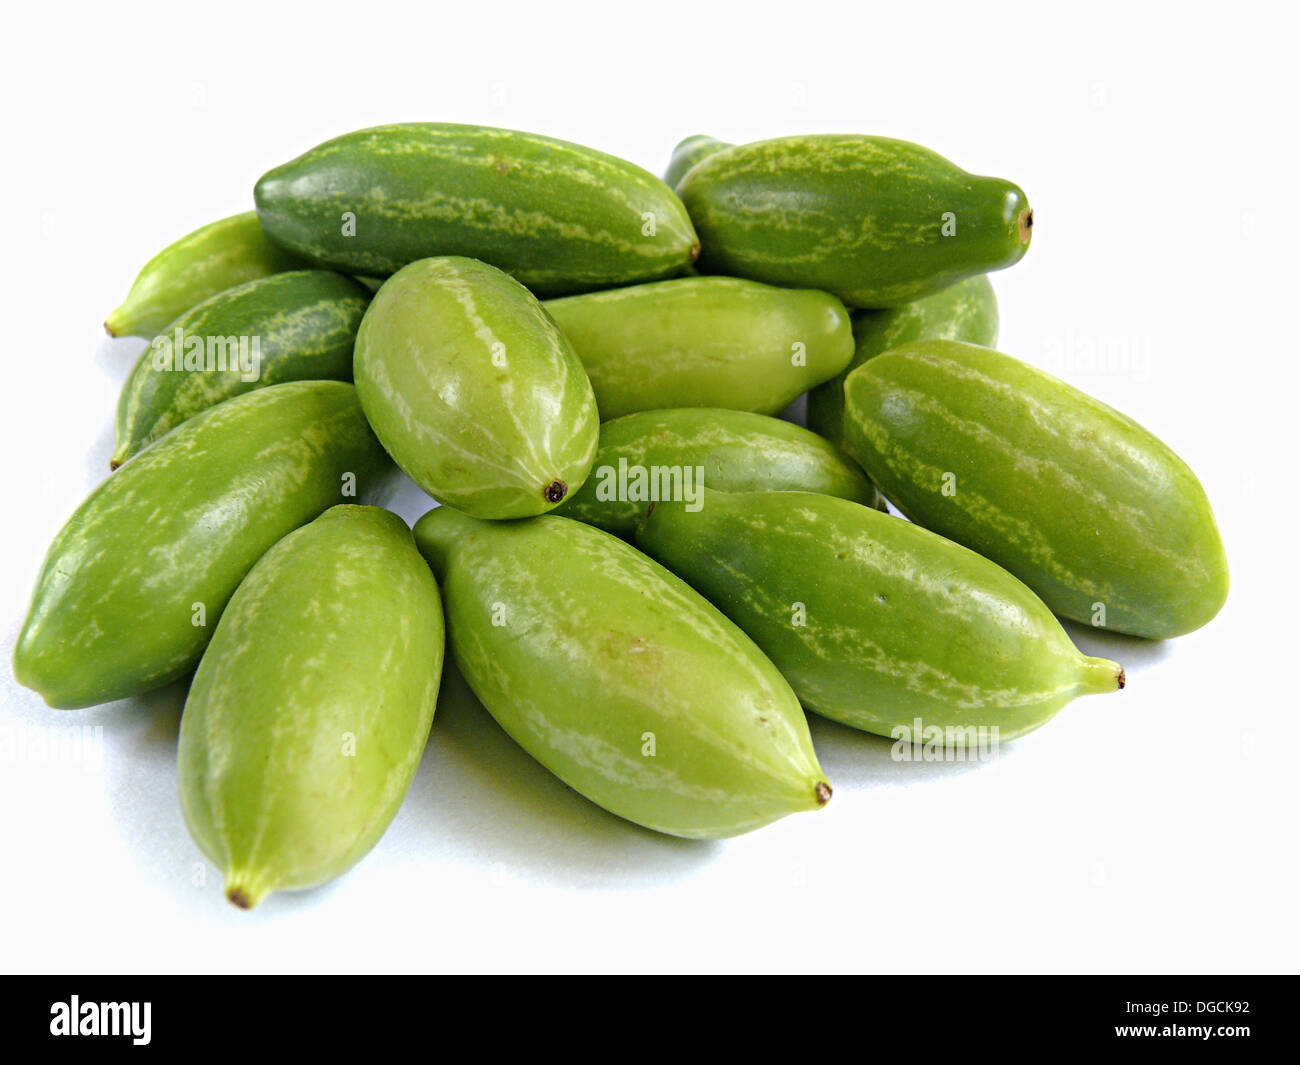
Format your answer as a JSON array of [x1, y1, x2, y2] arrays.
[[1, 1, 1295, 974]]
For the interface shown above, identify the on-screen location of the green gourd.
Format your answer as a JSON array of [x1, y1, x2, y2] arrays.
[[113, 270, 370, 467], [806, 274, 999, 447], [842, 341, 1229, 638], [556, 407, 879, 536], [638, 489, 1125, 742], [13, 382, 393, 708], [255, 123, 699, 295], [664, 134, 732, 189], [677, 134, 1032, 308]]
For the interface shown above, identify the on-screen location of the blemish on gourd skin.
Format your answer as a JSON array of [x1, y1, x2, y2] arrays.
[[492, 154, 522, 176]]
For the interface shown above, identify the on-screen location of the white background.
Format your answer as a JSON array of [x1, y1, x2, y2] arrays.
[[1, 1, 1295, 974]]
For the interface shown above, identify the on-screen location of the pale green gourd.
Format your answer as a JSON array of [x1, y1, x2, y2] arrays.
[[105, 211, 305, 338], [544, 276, 853, 419], [354, 256, 599, 518], [180, 506, 444, 909], [414, 508, 831, 839]]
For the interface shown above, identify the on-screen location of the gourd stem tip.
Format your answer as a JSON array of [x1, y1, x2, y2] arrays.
[[1079, 656, 1125, 696], [815, 781, 832, 805], [225, 873, 266, 910], [1018, 208, 1034, 243]]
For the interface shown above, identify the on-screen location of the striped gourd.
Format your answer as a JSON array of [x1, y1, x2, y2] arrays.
[[544, 276, 853, 419], [556, 407, 880, 536], [254, 123, 699, 295], [414, 508, 831, 839], [806, 274, 999, 447], [354, 256, 598, 518], [677, 134, 1032, 308], [180, 506, 443, 910], [842, 341, 1229, 638], [113, 270, 370, 467], [664, 134, 732, 189], [12, 382, 393, 709], [105, 212, 305, 338], [637, 489, 1125, 742]]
